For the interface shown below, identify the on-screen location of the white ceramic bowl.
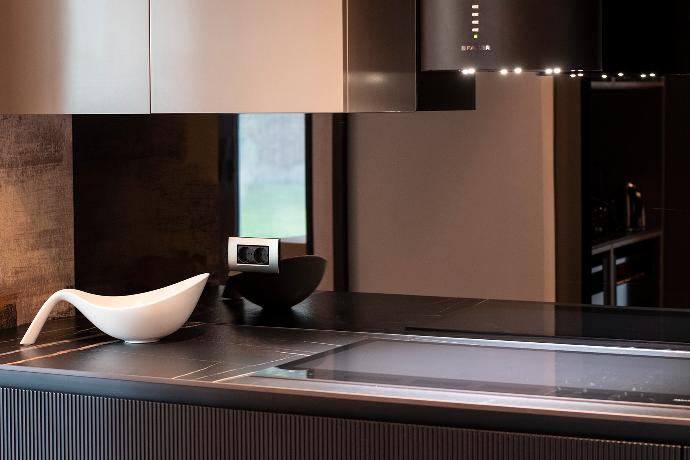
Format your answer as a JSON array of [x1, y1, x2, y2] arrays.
[[21, 273, 209, 345]]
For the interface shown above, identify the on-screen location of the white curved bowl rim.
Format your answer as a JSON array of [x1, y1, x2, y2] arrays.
[[20, 273, 210, 345], [68, 273, 211, 310]]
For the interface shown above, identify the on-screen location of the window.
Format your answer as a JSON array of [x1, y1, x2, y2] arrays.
[[237, 114, 308, 240]]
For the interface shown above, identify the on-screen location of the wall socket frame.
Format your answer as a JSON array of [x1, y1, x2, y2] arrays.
[[227, 237, 280, 274]]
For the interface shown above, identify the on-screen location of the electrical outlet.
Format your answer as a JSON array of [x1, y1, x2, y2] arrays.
[[227, 237, 280, 274]]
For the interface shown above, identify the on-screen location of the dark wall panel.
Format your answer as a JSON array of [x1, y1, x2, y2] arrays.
[[73, 115, 228, 295], [664, 76, 690, 308], [588, 87, 664, 231]]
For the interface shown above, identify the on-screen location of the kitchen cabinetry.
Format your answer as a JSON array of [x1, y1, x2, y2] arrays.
[[0, 0, 150, 114], [150, 0, 418, 113], [0, 0, 473, 114], [3, 387, 683, 460], [590, 230, 662, 307]]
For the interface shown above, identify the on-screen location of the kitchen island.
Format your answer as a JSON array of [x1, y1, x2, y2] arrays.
[[2, 289, 690, 459]]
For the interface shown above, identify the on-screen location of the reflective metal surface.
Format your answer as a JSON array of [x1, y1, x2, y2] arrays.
[[0, 0, 150, 114], [150, 0, 345, 113], [150, 0, 419, 113], [253, 334, 690, 413]]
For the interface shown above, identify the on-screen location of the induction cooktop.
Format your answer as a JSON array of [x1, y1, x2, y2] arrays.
[[254, 337, 690, 407]]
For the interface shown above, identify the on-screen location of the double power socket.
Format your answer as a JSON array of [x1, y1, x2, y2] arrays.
[[227, 237, 280, 274]]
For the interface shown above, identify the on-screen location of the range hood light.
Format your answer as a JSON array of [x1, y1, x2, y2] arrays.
[[422, 1, 690, 76]]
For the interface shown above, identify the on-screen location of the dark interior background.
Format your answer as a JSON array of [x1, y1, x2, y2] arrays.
[[69, 77, 690, 311], [72, 115, 232, 295], [556, 75, 690, 309]]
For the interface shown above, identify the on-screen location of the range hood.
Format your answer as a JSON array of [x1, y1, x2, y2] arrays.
[[421, 0, 690, 75]]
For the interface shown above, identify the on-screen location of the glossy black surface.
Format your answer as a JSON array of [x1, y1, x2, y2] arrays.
[[3, 288, 690, 385], [421, 0, 601, 71], [227, 256, 326, 310], [420, 0, 690, 74], [2, 289, 690, 443], [190, 289, 690, 346], [406, 299, 690, 346], [271, 338, 690, 406]]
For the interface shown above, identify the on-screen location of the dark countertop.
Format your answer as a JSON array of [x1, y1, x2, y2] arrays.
[[3, 288, 690, 444]]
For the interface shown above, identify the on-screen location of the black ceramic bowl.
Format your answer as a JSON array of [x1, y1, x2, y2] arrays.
[[229, 256, 326, 310]]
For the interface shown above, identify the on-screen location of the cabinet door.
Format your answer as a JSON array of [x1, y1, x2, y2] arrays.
[[1, 386, 684, 460], [0, 0, 150, 114], [150, 0, 345, 113]]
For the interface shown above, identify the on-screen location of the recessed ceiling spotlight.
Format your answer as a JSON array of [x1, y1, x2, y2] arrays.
[[499, 68, 509, 75], [514, 67, 523, 74], [641, 73, 647, 78], [553, 68, 562, 74], [650, 73, 656, 77], [545, 68, 554, 75], [461, 68, 476, 75], [577, 73, 584, 77], [602, 74, 608, 79], [617, 73, 624, 77], [570, 73, 577, 78]]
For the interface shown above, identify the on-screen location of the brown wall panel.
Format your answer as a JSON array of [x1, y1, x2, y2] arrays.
[[347, 74, 555, 303], [0, 115, 74, 326]]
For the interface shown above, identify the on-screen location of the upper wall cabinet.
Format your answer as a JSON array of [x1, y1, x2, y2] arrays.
[[0, 0, 150, 114], [150, 0, 417, 113]]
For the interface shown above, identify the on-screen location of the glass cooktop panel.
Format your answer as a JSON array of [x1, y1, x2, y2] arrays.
[[261, 339, 690, 405]]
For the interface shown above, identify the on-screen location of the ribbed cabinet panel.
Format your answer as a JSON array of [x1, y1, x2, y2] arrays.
[[0, 387, 682, 460]]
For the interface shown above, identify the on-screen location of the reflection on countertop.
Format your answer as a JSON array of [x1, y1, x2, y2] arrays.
[[4, 287, 690, 443]]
